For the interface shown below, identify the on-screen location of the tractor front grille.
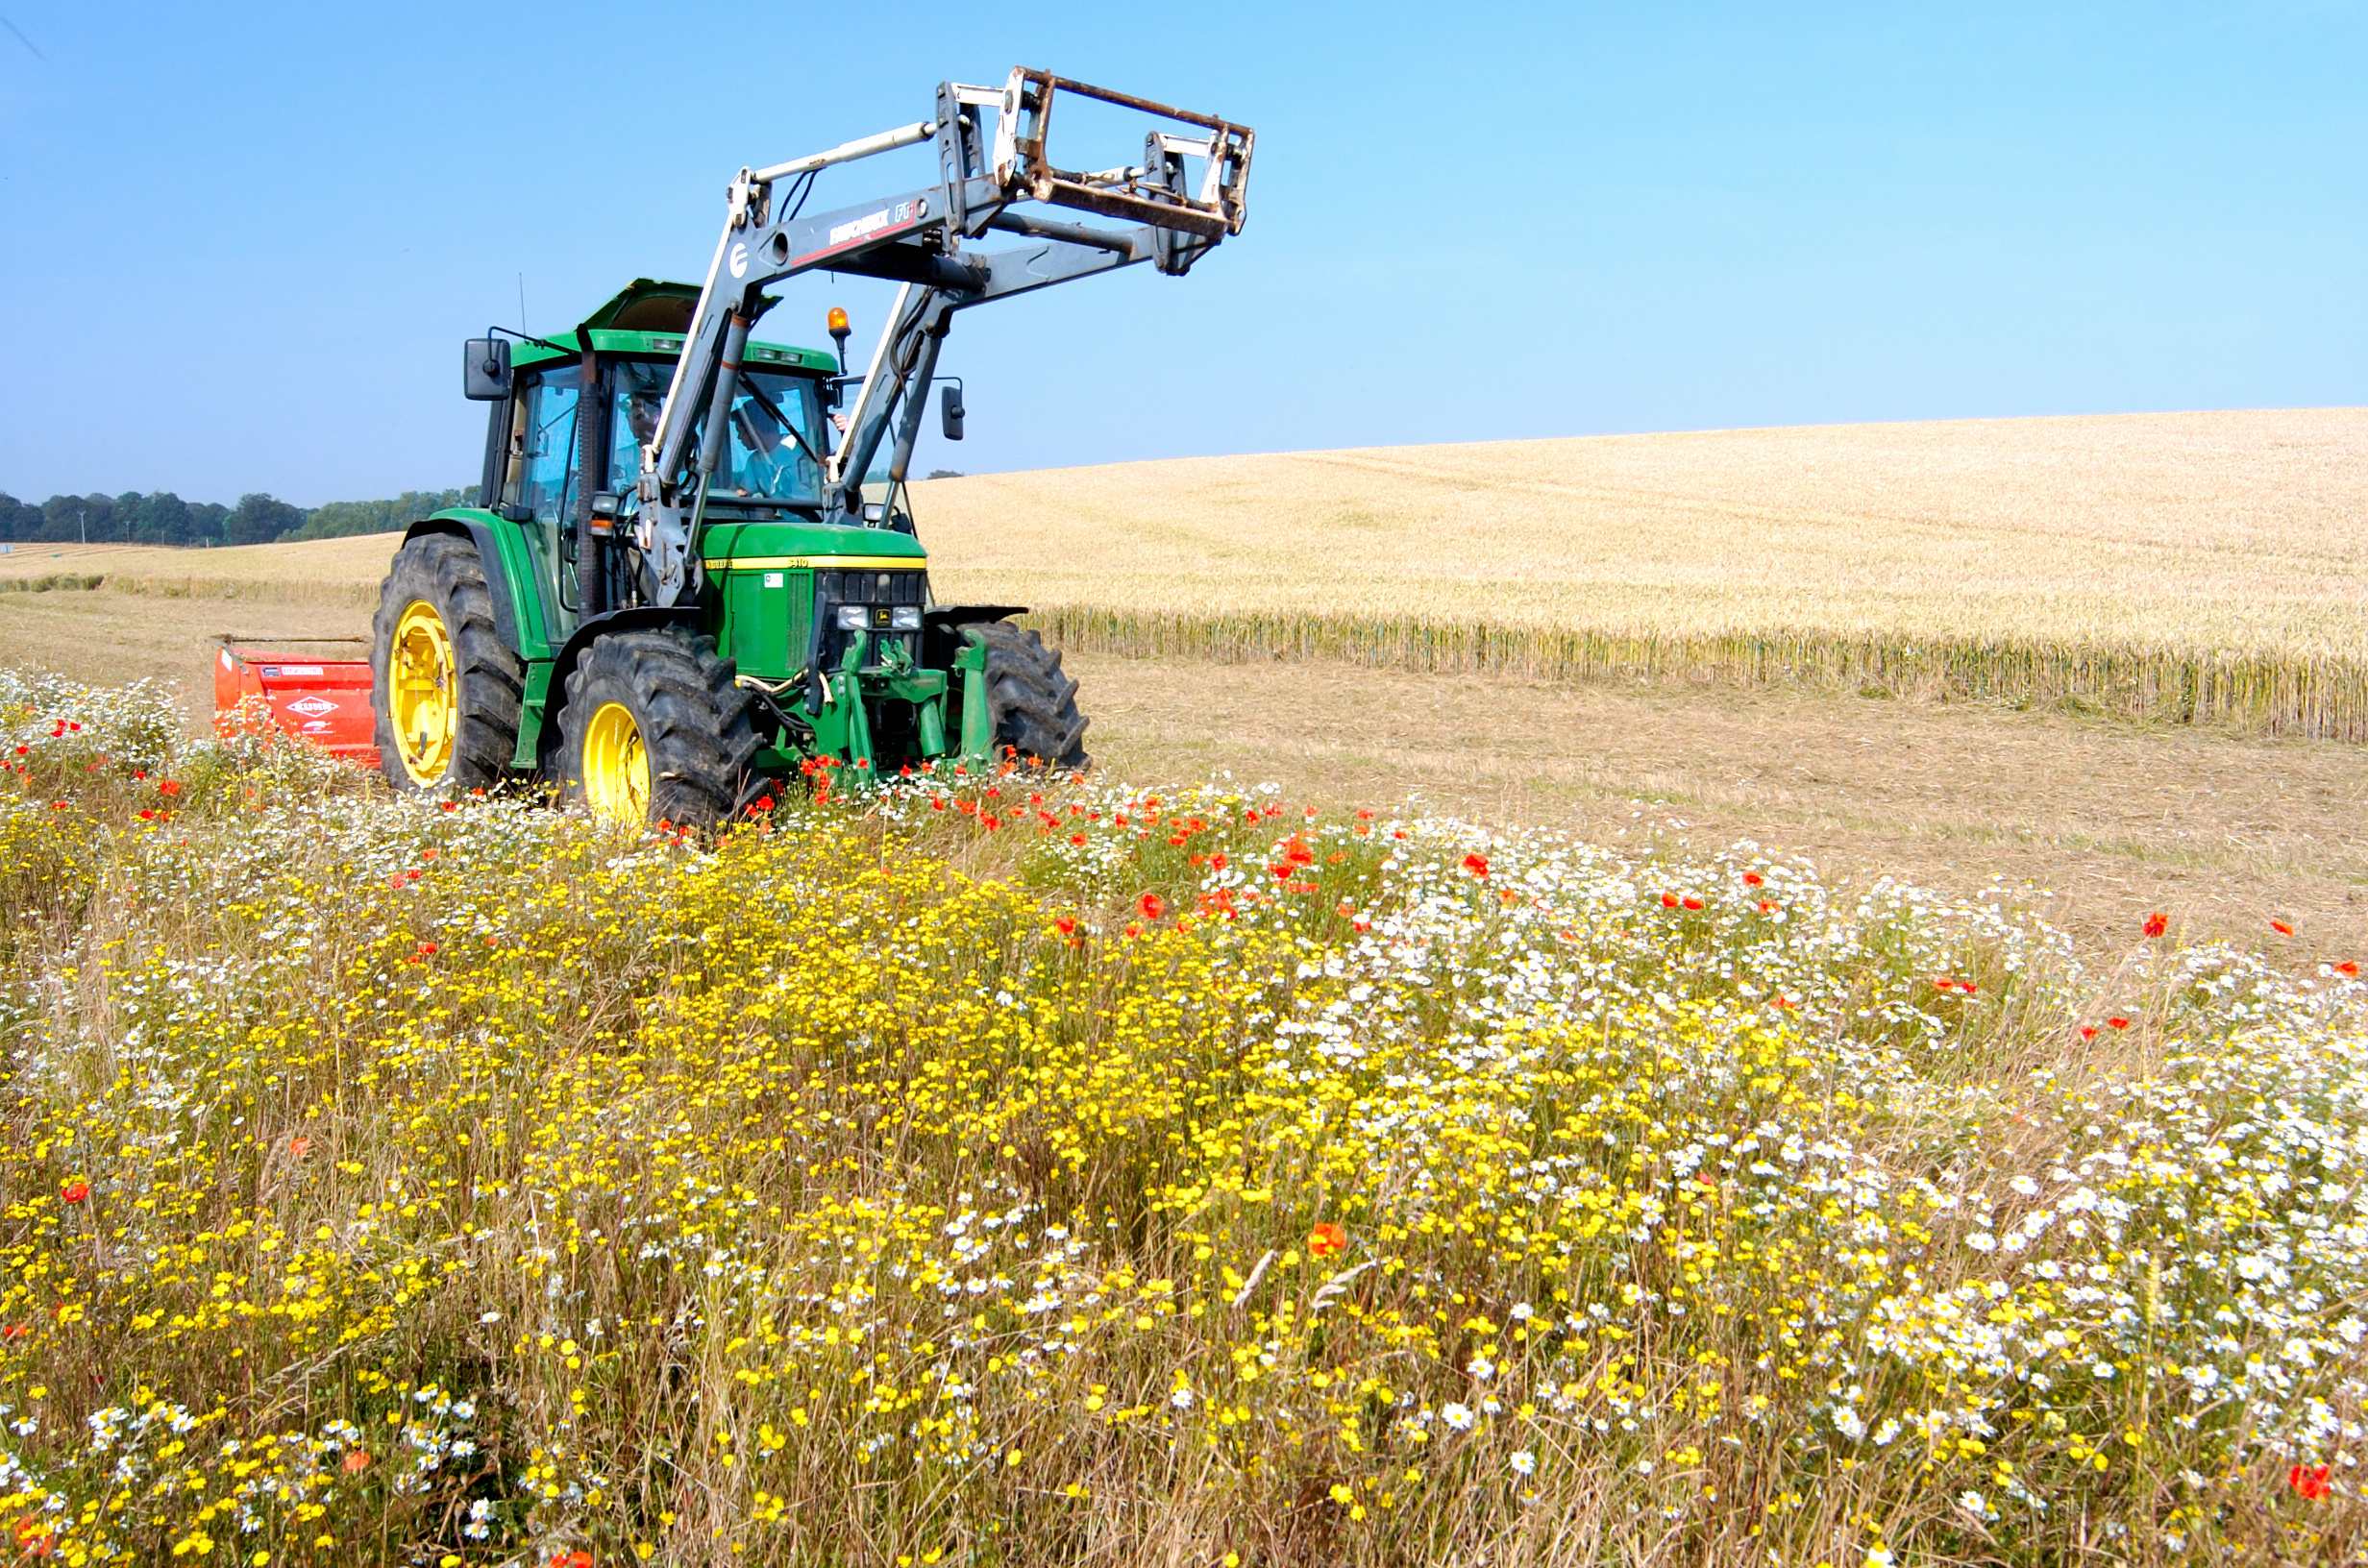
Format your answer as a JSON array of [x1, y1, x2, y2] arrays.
[[813, 568, 928, 672], [818, 569, 927, 608]]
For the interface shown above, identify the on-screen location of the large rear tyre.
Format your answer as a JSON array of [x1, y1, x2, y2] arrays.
[[960, 621, 1091, 772], [559, 629, 761, 829], [369, 533, 524, 795]]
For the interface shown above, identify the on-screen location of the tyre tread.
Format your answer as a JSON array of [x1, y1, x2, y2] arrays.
[[368, 532, 524, 794], [559, 628, 761, 828]]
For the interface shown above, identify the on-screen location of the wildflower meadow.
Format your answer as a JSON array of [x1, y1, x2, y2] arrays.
[[1, 667, 2363, 1566]]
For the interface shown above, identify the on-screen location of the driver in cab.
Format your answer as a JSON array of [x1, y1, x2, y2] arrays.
[[730, 400, 808, 498]]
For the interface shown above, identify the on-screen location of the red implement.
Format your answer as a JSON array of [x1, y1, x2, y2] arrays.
[[212, 638, 378, 761]]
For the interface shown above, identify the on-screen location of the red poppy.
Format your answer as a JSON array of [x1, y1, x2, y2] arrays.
[[0, 1324, 28, 1341], [341, 1448, 372, 1472], [1209, 851, 1229, 872], [1681, 895, 1703, 912], [1053, 916, 1077, 938], [2080, 1025, 2099, 1041], [1758, 899, 1777, 915], [289, 1136, 312, 1159], [1660, 892, 1680, 909], [2272, 919, 2295, 937], [1742, 870, 1764, 887], [2142, 912, 2168, 939], [2339, 961, 2360, 977], [1138, 893, 1168, 921], [2107, 1016, 2132, 1030], [59, 1180, 88, 1205], [1462, 853, 1490, 878], [157, 779, 181, 796], [1309, 1221, 1346, 1258], [2288, 1462, 2331, 1501]]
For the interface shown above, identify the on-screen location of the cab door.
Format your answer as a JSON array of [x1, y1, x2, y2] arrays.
[[502, 365, 583, 640]]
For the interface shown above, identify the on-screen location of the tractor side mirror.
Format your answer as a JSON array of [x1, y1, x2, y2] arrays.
[[940, 382, 966, 442], [463, 337, 512, 402]]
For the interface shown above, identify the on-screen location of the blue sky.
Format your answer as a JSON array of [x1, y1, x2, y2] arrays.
[[1, 1, 2361, 505]]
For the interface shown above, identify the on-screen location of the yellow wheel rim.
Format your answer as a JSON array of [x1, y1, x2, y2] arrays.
[[388, 600, 458, 786], [580, 701, 652, 824]]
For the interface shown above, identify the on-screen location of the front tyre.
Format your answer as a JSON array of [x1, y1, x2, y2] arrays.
[[370, 533, 524, 795], [560, 629, 761, 828], [960, 621, 1091, 772]]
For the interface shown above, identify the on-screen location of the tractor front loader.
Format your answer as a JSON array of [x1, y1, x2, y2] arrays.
[[370, 68, 1253, 824]]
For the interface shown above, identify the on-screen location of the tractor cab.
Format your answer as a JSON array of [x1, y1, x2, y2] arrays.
[[458, 278, 958, 723], [470, 281, 879, 625]]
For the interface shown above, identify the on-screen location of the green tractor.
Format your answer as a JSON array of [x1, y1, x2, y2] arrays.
[[371, 69, 1251, 824]]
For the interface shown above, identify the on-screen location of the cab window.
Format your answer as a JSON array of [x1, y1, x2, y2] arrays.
[[505, 366, 582, 523]]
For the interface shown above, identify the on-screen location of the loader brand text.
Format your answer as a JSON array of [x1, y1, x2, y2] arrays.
[[828, 202, 915, 249]]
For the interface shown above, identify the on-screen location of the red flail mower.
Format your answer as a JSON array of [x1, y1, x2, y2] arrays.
[[211, 636, 377, 761]]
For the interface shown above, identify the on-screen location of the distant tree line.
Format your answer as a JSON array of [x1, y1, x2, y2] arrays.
[[0, 487, 472, 549]]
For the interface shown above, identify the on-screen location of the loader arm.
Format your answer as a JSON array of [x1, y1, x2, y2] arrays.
[[632, 68, 1253, 605]]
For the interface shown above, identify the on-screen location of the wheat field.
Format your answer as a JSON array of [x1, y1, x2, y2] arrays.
[[922, 409, 2368, 738], [12, 409, 2363, 735]]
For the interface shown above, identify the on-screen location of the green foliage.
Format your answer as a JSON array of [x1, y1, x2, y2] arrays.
[[0, 484, 468, 548], [290, 488, 472, 541], [224, 492, 306, 546]]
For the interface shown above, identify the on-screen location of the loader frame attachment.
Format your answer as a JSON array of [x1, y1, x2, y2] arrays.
[[635, 66, 1253, 604]]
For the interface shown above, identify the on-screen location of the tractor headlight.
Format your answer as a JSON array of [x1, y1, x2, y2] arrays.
[[834, 603, 871, 630], [888, 605, 922, 631]]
